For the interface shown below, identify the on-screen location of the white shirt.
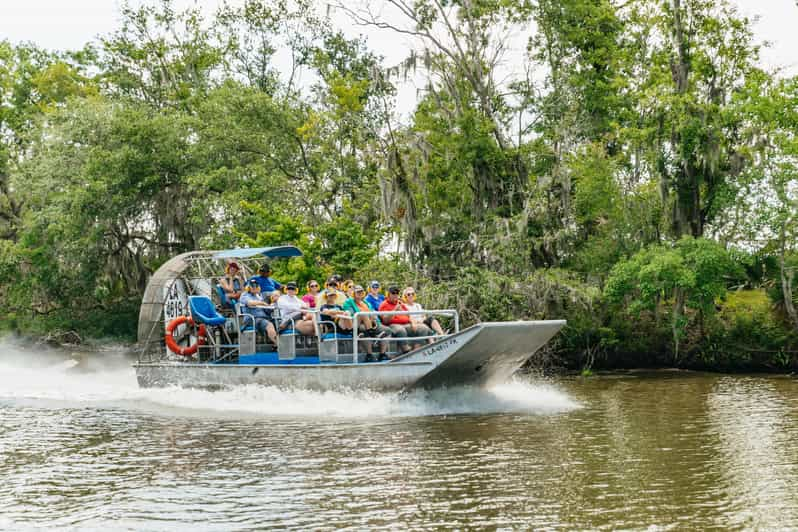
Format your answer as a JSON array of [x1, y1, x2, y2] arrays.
[[277, 294, 307, 317], [405, 302, 425, 324]]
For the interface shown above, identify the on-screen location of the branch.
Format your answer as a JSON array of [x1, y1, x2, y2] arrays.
[[236, 146, 300, 180], [292, 135, 318, 181]]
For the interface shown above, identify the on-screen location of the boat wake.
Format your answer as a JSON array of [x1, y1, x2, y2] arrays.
[[0, 342, 580, 418]]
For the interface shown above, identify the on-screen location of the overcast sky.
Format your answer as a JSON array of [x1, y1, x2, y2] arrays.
[[2, 0, 797, 115]]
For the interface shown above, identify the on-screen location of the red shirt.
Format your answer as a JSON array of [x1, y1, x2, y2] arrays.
[[378, 299, 410, 325]]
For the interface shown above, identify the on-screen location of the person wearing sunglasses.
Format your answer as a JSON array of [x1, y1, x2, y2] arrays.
[[378, 285, 432, 353], [239, 279, 278, 344], [276, 282, 316, 335], [403, 286, 445, 343], [365, 280, 384, 310], [316, 276, 346, 307], [343, 285, 392, 360], [303, 280, 320, 308]]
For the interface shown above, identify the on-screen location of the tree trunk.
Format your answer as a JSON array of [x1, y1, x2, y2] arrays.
[[672, 287, 686, 364], [780, 226, 798, 331], [667, 0, 704, 238]]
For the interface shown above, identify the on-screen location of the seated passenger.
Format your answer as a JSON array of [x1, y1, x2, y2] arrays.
[[219, 261, 245, 306], [276, 281, 316, 335], [238, 279, 277, 343], [303, 280, 320, 309], [378, 285, 432, 353], [403, 286, 445, 343], [343, 285, 391, 359], [319, 290, 353, 333], [316, 277, 347, 307], [249, 263, 282, 293], [365, 280, 385, 310], [342, 279, 355, 298]]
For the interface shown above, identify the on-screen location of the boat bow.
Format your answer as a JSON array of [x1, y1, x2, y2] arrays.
[[397, 320, 566, 390]]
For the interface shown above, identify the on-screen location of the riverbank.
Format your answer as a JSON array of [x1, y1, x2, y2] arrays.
[[4, 320, 796, 376]]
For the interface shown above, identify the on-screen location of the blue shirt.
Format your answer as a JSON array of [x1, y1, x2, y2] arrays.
[[248, 275, 282, 294], [239, 292, 273, 320], [365, 292, 384, 310]]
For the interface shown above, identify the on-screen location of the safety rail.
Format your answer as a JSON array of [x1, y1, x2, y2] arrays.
[[351, 309, 459, 363], [315, 315, 354, 363], [274, 307, 321, 331], [158, 306, 458, 365], [276, 307, 329, 361]]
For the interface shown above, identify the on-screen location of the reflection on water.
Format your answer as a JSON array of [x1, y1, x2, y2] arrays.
[[1, 345, 797, 530], [708, 377, 798, 528]]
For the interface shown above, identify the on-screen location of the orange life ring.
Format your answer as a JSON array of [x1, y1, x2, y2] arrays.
[[165, 315, 206, 356]]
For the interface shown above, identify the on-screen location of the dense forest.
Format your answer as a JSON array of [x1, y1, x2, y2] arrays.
[[0, 0, 796, 371]]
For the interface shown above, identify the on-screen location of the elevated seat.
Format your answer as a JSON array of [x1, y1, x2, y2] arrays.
[[189, 295, 233, 361], [189, 295, 227, 327]]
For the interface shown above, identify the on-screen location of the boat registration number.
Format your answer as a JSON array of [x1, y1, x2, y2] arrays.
[[421, 337, 458, 357]]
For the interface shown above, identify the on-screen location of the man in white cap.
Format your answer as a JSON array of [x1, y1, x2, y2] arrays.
[[276, 281, 316, 335]]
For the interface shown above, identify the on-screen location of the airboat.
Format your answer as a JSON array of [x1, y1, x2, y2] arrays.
[[134, 246, 565, 391]]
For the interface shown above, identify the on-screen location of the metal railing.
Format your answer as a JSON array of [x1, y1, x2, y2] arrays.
[[351, 309, 459, 363], [171, 305, 459, 364]]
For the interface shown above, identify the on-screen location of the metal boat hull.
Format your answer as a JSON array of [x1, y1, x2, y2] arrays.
[[134, 320, 565, 391]]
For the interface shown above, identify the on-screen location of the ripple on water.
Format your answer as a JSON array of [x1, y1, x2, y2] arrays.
[[1, 349, 798, 529]]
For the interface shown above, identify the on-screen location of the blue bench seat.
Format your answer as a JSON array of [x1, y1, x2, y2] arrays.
[[321, 332, 353, 340], [239, 352, 321, 365]]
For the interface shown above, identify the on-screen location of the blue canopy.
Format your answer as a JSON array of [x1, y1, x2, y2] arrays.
[[212, 246, 303, 260]]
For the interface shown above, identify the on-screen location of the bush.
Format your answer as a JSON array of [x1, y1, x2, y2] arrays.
[[700, 289, 796, 370]]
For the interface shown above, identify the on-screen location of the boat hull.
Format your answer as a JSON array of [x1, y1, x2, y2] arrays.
[[134, 360, 433, 391], [134, 320, 565, 391]]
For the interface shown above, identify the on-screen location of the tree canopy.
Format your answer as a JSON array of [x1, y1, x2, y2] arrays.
[[0, 0, 795, 369]]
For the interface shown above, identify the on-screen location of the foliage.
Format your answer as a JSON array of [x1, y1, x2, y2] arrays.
[[703, 290, 795, 370], [0, 0, 795, 369], [604, 237, 741, 358]]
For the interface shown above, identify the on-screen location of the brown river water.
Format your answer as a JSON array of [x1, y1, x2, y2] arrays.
[[1, 343, 797, 530]]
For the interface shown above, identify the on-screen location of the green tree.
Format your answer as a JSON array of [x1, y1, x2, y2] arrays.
[[605, 236, 739, 360], [623, 0, 760, 238]]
